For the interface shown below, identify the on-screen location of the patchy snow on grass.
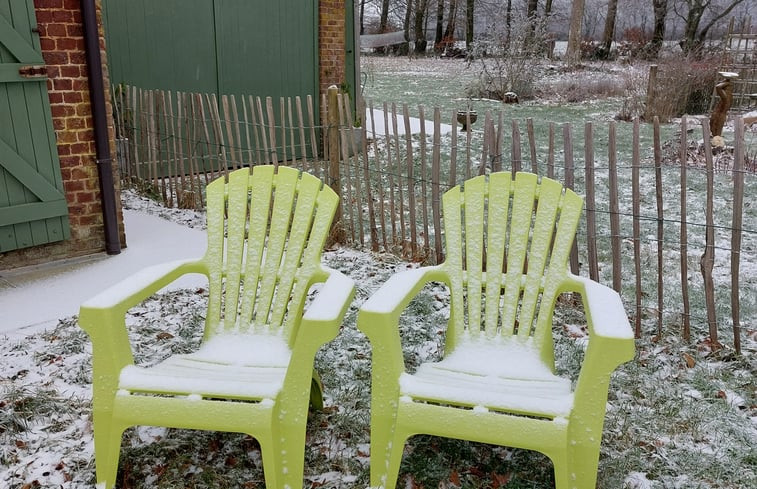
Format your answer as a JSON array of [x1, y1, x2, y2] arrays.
[[3, 57, 757, 489], [2, 185, 756, 489]]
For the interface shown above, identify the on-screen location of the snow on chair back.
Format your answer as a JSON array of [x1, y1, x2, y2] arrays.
[[442, 172, 583, 360], [204, 165, 337, 343]]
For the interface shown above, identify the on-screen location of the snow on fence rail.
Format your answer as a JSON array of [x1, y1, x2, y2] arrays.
[[114, 85, 755, 353]]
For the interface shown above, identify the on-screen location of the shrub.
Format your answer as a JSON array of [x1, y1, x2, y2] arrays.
[[617, 27, 651, 59], [618, 56, 718, 122], [465, 13, 548, 102]]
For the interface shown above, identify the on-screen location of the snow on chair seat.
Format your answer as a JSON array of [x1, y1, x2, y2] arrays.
[[119, 334, 292, 400], [400, 341, 574, 418]]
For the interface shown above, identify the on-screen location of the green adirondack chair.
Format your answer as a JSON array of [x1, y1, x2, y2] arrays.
[[79, 165, 355, 489], [358, 172, 634, 489]]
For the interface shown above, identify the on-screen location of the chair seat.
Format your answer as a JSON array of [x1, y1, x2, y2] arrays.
[[399, 340, 574, 418], [118, 333, 292, 400]]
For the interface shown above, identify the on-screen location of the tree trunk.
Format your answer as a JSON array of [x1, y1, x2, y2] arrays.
[[443, 0, 458, 40], [402, 0, 413, 55], [505, 0, 512, 50], [648, 0, 668, 58], [544, 0, 553, 17], [435, 0, 445, 50], [359, 0, 365, 35], [526, 0, 539, 45], [465, 0, 474, 50], [600, 0, 618, 57], [680, 1, 706, 54], [566, 0, 586, 65], [379, 0, 390, 33], [415, 0, 429, 53]]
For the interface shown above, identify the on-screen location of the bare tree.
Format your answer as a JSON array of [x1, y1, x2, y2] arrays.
[[674, 0, 747, 54], [379, 0, 391, 32], [566, 0, 587, 64], [466, 0, 475, 49], [435, 0, 446, 50], [415, 0, 430, 53], [600, 0, 619, 57], [443, 0, 459, 41]]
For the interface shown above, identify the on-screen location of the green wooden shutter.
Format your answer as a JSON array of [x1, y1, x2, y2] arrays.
[[0, 0, 69, 253]]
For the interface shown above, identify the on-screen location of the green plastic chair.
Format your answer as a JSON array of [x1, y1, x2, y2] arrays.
[[358, 172, 634, 489], [79, 165, 355, 489]]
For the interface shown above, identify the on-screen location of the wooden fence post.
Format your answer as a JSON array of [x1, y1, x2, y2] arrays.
[[700, 119, 719, 348], [645, 64, 658, 121], [327, 85, 345, 243], [653, 117, 664, 337], [731, 117, 745, 354], [679, 117, 691, 341]]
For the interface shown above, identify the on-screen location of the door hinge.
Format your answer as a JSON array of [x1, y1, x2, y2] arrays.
[[18, 65, 47, 79]]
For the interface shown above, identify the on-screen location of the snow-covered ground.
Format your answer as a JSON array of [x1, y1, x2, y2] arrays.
[[0, 192, 208, 336]]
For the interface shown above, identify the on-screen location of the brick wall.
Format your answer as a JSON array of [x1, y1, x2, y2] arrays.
[[2, 0, 124, 269], [318, 0, 346, 95]]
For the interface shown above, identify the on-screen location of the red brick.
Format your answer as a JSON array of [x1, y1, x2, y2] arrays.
[[35, 0, 64, 8], [66, 24, 82, 37], [64, 179, 84, 192], [76, 129, 94, 142], [52, 9, 74, 22], [63, 91, 83, 103], [57, 37, 83, 51], [43, 52, 68, 65], [52, 78, 72, 91], [45, 23, 67, 38], [60, 65, 82, 78]]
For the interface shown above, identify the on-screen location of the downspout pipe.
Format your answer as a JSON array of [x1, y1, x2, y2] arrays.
[[81, 0, 121, 255]]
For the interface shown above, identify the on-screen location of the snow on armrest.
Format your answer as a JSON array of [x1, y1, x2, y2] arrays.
[[81, 259, 204, 310], [302, 267, 355, 322], [572, 275, 633, 340], [360, 266, 443, 315]]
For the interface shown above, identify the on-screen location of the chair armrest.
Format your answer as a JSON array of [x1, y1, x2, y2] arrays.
[[297, 267, 356, 345], [80, 258, 207, 314], [564, 275, 635, 398], [359, 266, 446, 327], [77, 258, 207, 376], [302, 266, 355, 324], [567, 274, 634, 342], [357, 266, 446, 380]]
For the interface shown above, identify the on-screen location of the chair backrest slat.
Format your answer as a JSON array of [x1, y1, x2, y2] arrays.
[[441, 172, 583, 361], [238, 167, 276, 329], [268, 174, 322, 329], [463, 176, 485, 337], [500, 173, 538, 336], [483, 173, 511, 339], [202, 166, 337, 344], [253, 169, 299, 329]]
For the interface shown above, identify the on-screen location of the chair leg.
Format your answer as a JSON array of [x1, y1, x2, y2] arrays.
[[279, 422, 309, 489], [383, 429, 408, 489], [257, 432, 281, 489], [369, 423, 407, 489], [92, 412, 126, 489], [552, 444, 601, 489], [550, 450, 571, 489]]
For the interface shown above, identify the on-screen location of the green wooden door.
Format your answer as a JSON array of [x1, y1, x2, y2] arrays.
[[0, 0, 69, 253]]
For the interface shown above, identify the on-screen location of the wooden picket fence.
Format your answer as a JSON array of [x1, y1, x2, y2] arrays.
[[114, 85, 755, 353]]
